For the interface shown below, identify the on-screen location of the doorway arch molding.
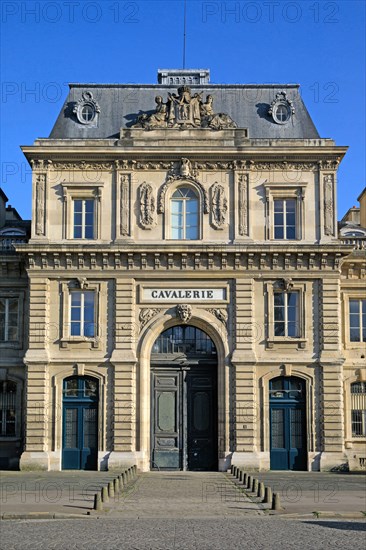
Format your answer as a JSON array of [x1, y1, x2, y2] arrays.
[[52, 366, 107, 468], [137, 308, 230, 471], [260, 368, 315, 463]]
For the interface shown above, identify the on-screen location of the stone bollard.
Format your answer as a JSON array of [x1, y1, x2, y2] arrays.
[[108, 481, 115, 498], [257, 482, 265, 500], [93, 492, 103, 511], [272, 492, 282, 510], [239, 470, 244, 482], [101, 486, 109, 503], [252, 478, 258, 494], [122, 472, 127, 486], [232, 465, 236, 476], [134, 465, 137, 476], [114, 477, 119, 494], [247, 475, 252, 489], [118, 474, 123, 491], [243, 473, 247, 485], [264, 486, 272, 504]]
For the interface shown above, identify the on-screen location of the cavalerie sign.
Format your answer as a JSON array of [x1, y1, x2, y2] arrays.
[[142, 288, 226, 302]]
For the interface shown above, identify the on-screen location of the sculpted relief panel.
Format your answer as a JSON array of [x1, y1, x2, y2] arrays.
[[133, 86, 237, 130]]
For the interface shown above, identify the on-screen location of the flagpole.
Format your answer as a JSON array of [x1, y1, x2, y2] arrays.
[[183, 0, 187, 69]]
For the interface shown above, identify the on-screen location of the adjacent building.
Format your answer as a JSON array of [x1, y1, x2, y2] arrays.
[[1, 69, 365, 472]]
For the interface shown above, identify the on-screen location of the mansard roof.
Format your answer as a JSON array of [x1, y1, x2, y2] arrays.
[[49, 82, 320, 140]]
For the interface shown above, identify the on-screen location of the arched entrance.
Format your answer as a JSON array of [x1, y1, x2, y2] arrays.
[[269, 376, 307, 471], [62, 376, 99, 470], [150, 325, 218, 471]]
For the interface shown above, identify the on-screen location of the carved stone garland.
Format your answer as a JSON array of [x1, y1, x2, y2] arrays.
[[210, 183, 227, 229], [324, 174, 334, 236], [35, 174, 46, 236], [120, 174, 130, 236], [138, 182, 156, 229], [238, 174, 249, 236]]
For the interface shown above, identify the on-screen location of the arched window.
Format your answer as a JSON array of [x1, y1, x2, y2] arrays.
[[171, 187, 199, 240]]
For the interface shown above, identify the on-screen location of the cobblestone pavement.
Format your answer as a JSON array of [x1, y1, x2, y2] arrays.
[[0, 471, 118, 515], [1, 517, 365, 550], [251, 471, 366, 514], [107, 472, 262, 518]]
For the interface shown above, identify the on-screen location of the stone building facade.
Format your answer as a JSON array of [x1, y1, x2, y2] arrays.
[[3, 69, 365, 472], [0, 191, 30, 469]]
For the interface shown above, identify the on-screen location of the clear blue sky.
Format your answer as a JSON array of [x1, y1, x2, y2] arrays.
[[1, 0, 365, 219]]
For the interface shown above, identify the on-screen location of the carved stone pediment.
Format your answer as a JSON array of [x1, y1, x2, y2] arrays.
[[132, 86, 237, 130]]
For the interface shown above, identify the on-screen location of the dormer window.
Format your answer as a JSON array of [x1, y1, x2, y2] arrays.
[[73, 91, 100, 126], [269, 91, 295, 125], [274, 104, 290, 123]]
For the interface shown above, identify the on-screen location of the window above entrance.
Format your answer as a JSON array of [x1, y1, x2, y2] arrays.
[[152, 326, 216, 357]]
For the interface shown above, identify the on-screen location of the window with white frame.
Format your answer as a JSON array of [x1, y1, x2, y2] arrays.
[[73, 199, 95, 239], [264, 182, 306, 241], [349, 299, 366, 342], [171, 187, 199, 240], [0, 380, 17, 436], [274, 199, 296, 240], [70, 291, 95, 337], [0, 297, 19, 342], [351, 382, 366, 437], [274, 291, 300, 338]]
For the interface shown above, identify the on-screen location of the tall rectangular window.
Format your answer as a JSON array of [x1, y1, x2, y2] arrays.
[[274, 291, 299, 337], [274, 199, 296, 239], [0, 381, 17, 436], [70, 291, 95, 337], [349, 299, 366, 342], [351, 382, 366, 437], [73, 199, 94, 239], [0, 297, 19, 342]]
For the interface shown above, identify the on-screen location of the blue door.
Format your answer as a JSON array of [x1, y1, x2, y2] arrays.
[[269, 377, 307, 471], [62, 377, 98, 470]]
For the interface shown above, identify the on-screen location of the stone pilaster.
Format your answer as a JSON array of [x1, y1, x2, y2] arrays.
[[319, 278, 346, 470], [20, 363, 50, 470], [231, 278, 259, 469], [109, 278, 137, 469]]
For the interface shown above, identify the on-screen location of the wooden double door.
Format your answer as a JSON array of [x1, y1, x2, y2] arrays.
[[151, 365, 218, 471]]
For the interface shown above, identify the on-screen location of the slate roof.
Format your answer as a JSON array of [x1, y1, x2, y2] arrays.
[[49, 83, 320, 140]]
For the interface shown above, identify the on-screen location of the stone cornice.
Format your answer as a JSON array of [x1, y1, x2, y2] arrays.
[[21, 147, 348, 170], [15, 245, 353, 272]]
